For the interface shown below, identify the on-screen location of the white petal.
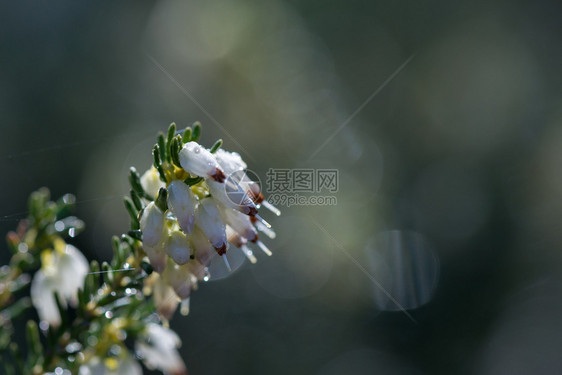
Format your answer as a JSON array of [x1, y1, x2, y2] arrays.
[[214, 148, 246, 175], [144, 241, 168, 273], [136, 323, 187, 375], [153, 274, 179, 320], [140, 202, 166, 247], [190, 226, 214, 266], [30, 270, 61, 326], [207, 179, 257, 216], [195, 198, 227, 253], [165, 230, 192, 265], [167, 180, 197, 234], [179, 141, 225, 182], [162, 260, 197, 300], [220, 206, 258, 242], [58, 244, 89, 305], [30, 245, 89, 326]]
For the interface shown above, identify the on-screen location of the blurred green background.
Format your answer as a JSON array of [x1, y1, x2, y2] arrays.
[[1, 0, 561, 374]]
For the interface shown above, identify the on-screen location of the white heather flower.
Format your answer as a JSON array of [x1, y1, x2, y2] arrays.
[[167, 180, 197, 234], [214, 148, 246, 174], [143, 240, 168, 274], [226, 225, 257, 264], [195, 198, 227, 255], [152, 273, 180, 320], [165, 230, 192, 265], [186, 259, 207, 281], [140, 202, 168, 272], [136, 323, 187, 375], [78, 354, 142, 375], [190, 226, 215, 267], [179, 141, 226, 182], [207, 179, 258, 216], [220, 205, 258, 242], [140, 166, 165, 199], [140, 202, 165, 247], [31, 244, 88, 327], [162, 259, 198, 300]]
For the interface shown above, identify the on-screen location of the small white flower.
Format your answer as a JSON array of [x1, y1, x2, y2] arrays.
[[207, 179, 258, 216], [78, 354, 143, 375], [162, 259, 198, 300], [179, 141, 225, 182], [226, 225, 257, 264], [143, 240, 168, 274], [140, 202, 169, 272], [140, 202, 166, 247], [214, 148, 247, 175], [220, 205, 258, 242], [167, 180, 197, 234], [140, 166, 165, 199], [136, 323, 187, 375], [30, 244, 89, 327], [195, 198, 227, 255], [190, 226, 215, 267], [165, 230, 192, 265], [152, 273, 180, 320]]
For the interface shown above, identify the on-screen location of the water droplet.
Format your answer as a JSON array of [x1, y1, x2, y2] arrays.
[[17, 243, 28, 253], [104, 311, 113, 319], [54, 221, 65, 232]]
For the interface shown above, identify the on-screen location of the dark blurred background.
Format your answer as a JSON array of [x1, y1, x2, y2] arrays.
[[1, 0, 562, 374]]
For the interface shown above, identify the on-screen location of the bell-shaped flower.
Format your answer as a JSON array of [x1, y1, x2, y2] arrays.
[[179, 141, 225, 182], [207, 179, 257, 216], [140, 202, 168, 272], [30, 244, 89, 327], [152, 273, 180, 320], [162, 258, 198, 300], [140, 167, 165, 199], [136, 323, 187, 375], [226, 225, 257, 264], [214, 148, 246, 175], [190, 226, 215, 267], [220, 205, 258, 242], [167, 180, 197, 234], [140, 202, 166, 247], [195, 198, 227, 255], [165, 230, 192, 265]]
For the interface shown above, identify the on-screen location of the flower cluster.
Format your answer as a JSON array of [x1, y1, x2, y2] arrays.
[[128, 122, 279, 319], [1, 188, 187, 374], [0, 123, 277, 374]]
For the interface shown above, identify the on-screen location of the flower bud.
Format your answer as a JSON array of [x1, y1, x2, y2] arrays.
[[140, 167, 165, 199]]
